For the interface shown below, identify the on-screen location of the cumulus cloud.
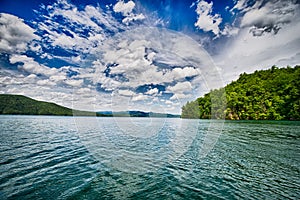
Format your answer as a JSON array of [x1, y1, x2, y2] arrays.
[[0, 72, 25, 86], [230, 0, 300, 36], [194, 0, 222, 35], [122, 13, 145, 25], [132, 93, 148, 102], [167, 81, 192, 94], [113, 0, 135, 15], [221, 24, 239, 36], [90, 27, 222, 112], [0, 1, 225, 114], [8, 54, 86, 89], [51, 34, 76, 48], [96, 27, 211, 90], [36, 0, 120, 58], [64, 79, 83, 87], [37, 79, 56, 86], [145, 88, 159, 96], [170, 93, 191, 100], [113, 0, 145, 25], [171, 67, 199, 80], [50, 75, 66, 82], [118, 89, 136, 97], [212, 0, 300, 83], [49, 1, 111, 32], [9, 54, 58, 77], [0, 13, 39, 53], [194, 0, 239, 37], [216, 18, 300, 83]]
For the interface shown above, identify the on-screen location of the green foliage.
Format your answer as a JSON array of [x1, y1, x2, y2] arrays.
[[0, 94, 73, 116], [181, 65, 300, 120]]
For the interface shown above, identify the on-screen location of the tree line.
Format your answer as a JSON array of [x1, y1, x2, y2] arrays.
[[181, 66, 300, 120]]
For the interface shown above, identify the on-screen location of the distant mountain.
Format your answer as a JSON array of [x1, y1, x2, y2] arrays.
[[0, 94, 180, 118], [181, 66, 300, 120], [97, 111, 180, 118]]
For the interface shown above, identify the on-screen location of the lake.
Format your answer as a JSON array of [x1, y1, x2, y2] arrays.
[[0, 116, 299, 199]]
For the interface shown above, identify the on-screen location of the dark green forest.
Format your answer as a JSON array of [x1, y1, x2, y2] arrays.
[[181, 66, 300, 120], [0, 94, 74, 116], [0, 94, 109, 116]]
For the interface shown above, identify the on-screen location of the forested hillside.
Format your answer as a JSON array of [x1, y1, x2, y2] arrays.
[[181, 66, 300, 120], [0, 94, 180, 117], [0, 94, 73, 116]]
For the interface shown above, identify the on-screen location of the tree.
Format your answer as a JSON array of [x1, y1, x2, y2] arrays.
[[181, 65, 300, 120]]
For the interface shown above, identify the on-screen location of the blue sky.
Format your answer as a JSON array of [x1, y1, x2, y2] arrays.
[[0, 0, 299, 113]]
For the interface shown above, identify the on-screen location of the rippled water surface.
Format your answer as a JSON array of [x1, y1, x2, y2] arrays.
[[0, 116, 299, 199]]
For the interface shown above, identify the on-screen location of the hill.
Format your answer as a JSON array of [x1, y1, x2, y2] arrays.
[[97, 111, 180, 118], [181, 66, 300, 120], [0, 94, 180, 117], [0, 94, 74, 116]]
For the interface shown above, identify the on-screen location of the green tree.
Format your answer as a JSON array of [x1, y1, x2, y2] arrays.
[[181, 65, 300, 120]]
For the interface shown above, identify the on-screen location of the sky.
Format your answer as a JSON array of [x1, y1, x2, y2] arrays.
[[0, 0, 299, 114]]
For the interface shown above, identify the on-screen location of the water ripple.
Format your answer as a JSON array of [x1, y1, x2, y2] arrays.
[[0, 116, 299, 199]]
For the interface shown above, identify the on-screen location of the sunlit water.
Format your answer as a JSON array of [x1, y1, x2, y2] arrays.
[[0, 116, 299, 199]]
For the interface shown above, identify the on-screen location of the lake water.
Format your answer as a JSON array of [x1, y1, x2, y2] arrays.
[[0, 116, 299, 199]]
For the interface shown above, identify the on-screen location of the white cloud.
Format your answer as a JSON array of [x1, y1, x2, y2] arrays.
[[170, 67, 199, 80], [1, 5, 224, 114], [52, 34, 76, 48], [118, 89, 135, 97], [145, 88, 159, 96], [221, 24, 239, 36], [170, 93, 192, 100], [0, 13, 39, 53], [71, 55, 81, 63], [204, 0, 300, 85], [229, 0, 299, 37], [29, 42, 42, 53], [92, 27, 222, 113], [122, 13, 145, 25], [36, 0, 120, 58], [37, 79, 56, 86], [9, 54, 59, 77], [230, 0, 249, 13], [165, 100, 173, 104], [132, 93, 148, 102], [167, 81, 192, 94], [216, 18, 300, 83], [113, 1, 135, 15], [194, 0, 222, 36], [50, 1, 101, 31], [240, 1, 299, 36], [64, 79, 83, 87], [42, 25, 96, 54], [76, 87, 91, 94], [50, 75, 66, 82], [95, 75, 122, 91], [26, 74, 37, 80], [194, 0, 239, 37], [8, 54, 85, 89], [0, 75, 23, 86], [84, 5, 118, 32], [113, 0, 145, 25]]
